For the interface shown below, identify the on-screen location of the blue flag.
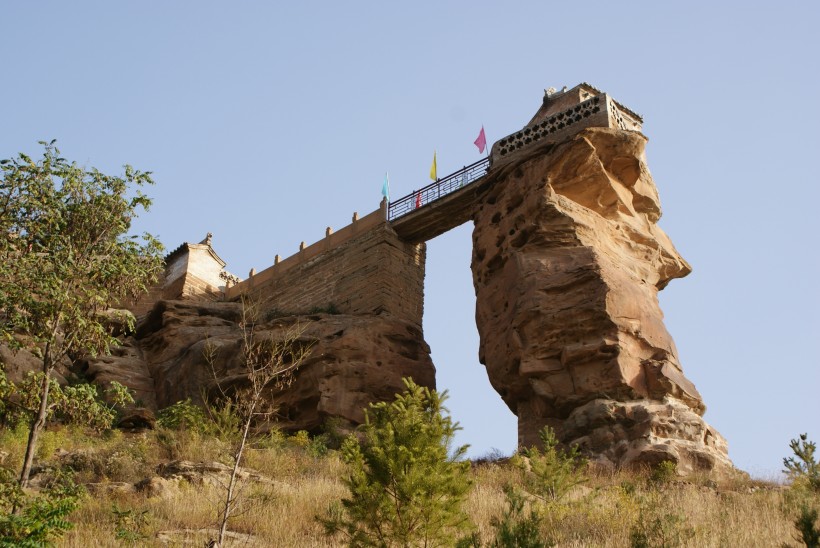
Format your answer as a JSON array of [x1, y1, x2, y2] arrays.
[[382, 172, 390, 202]]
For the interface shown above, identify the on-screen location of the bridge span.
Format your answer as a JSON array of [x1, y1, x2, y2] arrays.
[[388, 157, 490, 243], [222, 83, 643, 304]]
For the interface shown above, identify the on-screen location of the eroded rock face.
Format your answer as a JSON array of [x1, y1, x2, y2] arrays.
[[472, 127, 731, 473], [0, 340, 71, 386], [83, 300, 435, 432]]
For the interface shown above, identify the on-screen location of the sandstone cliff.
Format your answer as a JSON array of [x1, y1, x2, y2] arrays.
[[472, 127, 731, 474], [79, 300, 436, 432], [0, 120, 732, 477]]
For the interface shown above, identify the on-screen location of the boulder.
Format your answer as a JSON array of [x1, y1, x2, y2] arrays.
[[117, 408, 156, 430], [136, 459, 293, 499]]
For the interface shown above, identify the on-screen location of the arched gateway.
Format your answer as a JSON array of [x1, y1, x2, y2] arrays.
[[113, 84, 732, 475]]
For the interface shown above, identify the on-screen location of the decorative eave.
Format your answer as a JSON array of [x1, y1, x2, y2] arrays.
[[163, 242, 189, 264], [188, 243, 227, 268], [163, 233, 227, 268]]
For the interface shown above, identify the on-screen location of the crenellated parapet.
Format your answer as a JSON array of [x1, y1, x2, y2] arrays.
[[221, 200, 426, 327]]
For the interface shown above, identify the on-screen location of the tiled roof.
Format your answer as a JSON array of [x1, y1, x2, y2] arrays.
[[164, 242, 189, 263], [163, 238, 226, 268]]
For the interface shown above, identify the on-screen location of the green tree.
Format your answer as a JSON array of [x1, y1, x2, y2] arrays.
[[783, 434, 820, 547], [0, 467, 84, 546], [794, 505, 820, 548], [0, 141, 163, 487], [322, 378, 473, 547], [514, 426, 587, 503], [784, 434, 820, 492], [0, 369, 134, 431]]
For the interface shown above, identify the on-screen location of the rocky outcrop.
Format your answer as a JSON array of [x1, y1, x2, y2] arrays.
[[82, 300, 435, 432], [136, 459, 288, 498], [0, 340, 71, 385], [472, 127, 731, 474]]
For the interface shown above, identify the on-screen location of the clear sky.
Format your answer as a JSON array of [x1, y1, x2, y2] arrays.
[[2, 1, 817, 476]]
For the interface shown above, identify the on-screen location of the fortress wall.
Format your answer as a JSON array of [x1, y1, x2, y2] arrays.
[[122, 249, 192, 317], [228, 207, 426, 327], [178, 272, 222, 301], [127, 282, 165, 318], [126, 270, 221, 317]]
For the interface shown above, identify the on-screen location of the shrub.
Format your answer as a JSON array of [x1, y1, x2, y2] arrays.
[[308, 303, 340, 315], [785, 434, 820, 492], [629, 495, 694, 548], [0, 467, 84, 546], [4, 372, 133, 432], [156, 399, 210, 433], [290, 430, 311, 448], [490, 486, 551, 547], [321, 378, 473, 547], [111, 504, 150, 544], [649, 461, 678, 486], [513, 426, 587, 503], [783, 434, 820, 547], [202, 397, 243, 442]]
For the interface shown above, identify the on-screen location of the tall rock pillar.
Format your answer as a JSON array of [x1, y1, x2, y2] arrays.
[[472, 126, 732, 474]]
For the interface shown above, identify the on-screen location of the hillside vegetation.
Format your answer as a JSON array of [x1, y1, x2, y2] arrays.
[[0, 406, 815, 547]]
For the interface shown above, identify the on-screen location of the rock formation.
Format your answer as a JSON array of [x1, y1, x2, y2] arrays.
[[0, 83, 733, 477], [0, 340, 71, 386], [80, 300, 435, 431], [472, 127, 731, 474]]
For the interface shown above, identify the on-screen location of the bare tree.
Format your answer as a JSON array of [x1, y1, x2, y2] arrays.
[[204, 295, 312, 547]]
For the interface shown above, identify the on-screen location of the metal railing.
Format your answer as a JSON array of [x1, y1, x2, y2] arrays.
[[387, 157, 490, 221]]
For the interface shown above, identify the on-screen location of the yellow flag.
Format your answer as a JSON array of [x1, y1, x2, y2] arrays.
[[430, 151, 437, 181]]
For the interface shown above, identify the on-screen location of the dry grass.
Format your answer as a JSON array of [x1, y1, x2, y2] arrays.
[[463, 463, 797, 547], [0, 424, 810, 547]]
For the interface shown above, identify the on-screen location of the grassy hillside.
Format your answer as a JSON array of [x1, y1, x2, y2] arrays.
[[0, 421, 811, 547]]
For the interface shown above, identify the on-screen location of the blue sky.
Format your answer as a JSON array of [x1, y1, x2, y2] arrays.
[[2, 1, 818, 476]]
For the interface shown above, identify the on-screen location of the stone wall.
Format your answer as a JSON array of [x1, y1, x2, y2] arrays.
[[176, 272, 222, 301], [127, 283, 165, 318], [105, 83, 733, 475], [235, 220, 426, 327], [493, 85, 643, 168], [126, 249, 224, 318]]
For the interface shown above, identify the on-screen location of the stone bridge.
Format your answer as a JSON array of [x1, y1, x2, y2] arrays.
[[121, 83, 733, 475]]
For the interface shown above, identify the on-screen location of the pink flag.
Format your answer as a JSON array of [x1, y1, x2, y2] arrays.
[[474, 125, 487, 153]]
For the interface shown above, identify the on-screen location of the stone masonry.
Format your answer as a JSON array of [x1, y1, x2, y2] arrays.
[[105, 82, 732, 475], [226, 206, 425, 327]]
